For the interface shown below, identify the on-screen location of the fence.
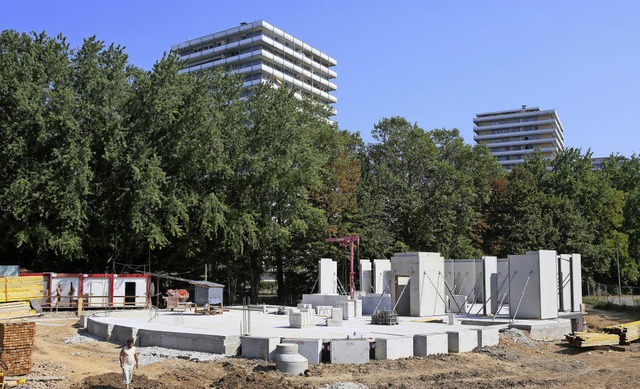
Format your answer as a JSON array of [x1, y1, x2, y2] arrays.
[[584, 280, 640, 306]]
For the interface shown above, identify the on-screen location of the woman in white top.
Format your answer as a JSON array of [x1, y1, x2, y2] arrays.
[[119, 338, 139, 389]]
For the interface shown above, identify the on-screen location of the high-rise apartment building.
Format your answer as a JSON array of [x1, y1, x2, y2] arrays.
[[473, 106, 565, 170], [171, 20, 337, 113]]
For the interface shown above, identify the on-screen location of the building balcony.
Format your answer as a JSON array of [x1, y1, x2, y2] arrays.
[[473, 109, 557, 124], [474, 128, 561, 141], [260, 35, 337, 79], [473, 118, 557, 133], [485, 138, 562, 150], [493, 147, 557, 160], [180, 50, 338, 101]]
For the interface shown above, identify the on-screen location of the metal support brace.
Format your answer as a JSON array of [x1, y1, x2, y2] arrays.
[[512, 271, 533, 321]]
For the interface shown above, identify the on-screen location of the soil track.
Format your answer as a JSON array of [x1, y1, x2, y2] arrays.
[[20, 308, 640, 388]]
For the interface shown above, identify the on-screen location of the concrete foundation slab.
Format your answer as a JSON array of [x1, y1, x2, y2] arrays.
[[330, 339, 370, 364], [87, 318, 113, 340], [77, 314, 89, 329], [110, 324, 139, 344], [476, 328, 499, 348], [282, 338, 323, 364], [413, 333, 448, 356], [241, 336, 280, 361], [447, 330, 477, 353], [510, 319, 572, 340], [137, 329, 239, 355], [374, 337, 413, 360]]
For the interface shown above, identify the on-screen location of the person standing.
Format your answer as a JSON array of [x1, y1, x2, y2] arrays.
[[119, 338, 139, 389], [55, 284, 63, 309]]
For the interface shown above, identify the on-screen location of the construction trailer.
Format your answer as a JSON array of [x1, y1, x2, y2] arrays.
[[191, 281, 224, 314], [20, 273, 150, 309]]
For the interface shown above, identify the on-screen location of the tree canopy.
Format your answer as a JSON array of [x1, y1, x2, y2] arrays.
[[2, 30, 639, 303]]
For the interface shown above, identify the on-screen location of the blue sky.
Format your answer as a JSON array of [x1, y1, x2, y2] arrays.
[[3, 1, 639, 157]]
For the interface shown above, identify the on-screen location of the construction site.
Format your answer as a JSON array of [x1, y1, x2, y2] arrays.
[[1, 249, 640, 388]]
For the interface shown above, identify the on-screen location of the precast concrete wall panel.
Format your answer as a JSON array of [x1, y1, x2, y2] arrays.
[[137, 329, 239, 355], [557, 254, 571, 312], [359, 260, 372, 293], [482, 256, 497, 315], [452, 260, 476, 300], [391, 252, 446, 317], [318, 258, 338, 295], [373, 259, 391, 294], [570, 254, 582, 312], [509, 250, 558, 319]]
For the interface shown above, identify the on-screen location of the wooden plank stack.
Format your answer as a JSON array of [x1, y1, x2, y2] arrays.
[[565, 331, 619, 347], [0, 276, 44, 303], [0, 322, 36, 376], [0, 301, 32, 319], [603, 320, 640, 344]]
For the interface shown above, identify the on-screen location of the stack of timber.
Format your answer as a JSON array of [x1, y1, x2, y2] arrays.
[[0, 322, 36, 376], [565, 331, 619, 347], [603, 320, 640, 344], [0, 301, 32, 319], [0, 276, 44, 303]]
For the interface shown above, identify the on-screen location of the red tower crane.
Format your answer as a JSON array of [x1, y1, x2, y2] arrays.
[[325, 235, 360, 299]]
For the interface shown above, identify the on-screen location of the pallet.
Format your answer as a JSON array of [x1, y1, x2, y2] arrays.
[[371, 310, 399, 325]]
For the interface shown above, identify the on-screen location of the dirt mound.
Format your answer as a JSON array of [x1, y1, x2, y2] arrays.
[[70, 373, 171, 389]]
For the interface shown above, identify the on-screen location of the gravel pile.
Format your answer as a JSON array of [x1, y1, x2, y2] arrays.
[[501, 328, 539, 349], [136, 346, 228, 365], [64, 331, 100, 344]]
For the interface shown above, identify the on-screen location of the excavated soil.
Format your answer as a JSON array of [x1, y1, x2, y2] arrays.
[[18, 308, 640, 388]]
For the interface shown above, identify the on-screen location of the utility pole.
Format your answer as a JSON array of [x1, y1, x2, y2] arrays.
[[616, 243, 622, 304]]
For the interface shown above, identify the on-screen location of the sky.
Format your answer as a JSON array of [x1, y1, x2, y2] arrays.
[[2, 1, 639, 157]]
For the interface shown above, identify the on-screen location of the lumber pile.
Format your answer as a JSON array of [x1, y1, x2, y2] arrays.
[[0, 276, 44, 303], [0, 301, 33, 319], [565, 331, 619, 347], [0, 322, 36, 376], [603, 320, 640, 344]]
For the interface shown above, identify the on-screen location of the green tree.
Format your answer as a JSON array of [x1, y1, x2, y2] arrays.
[[0, 31, 92, 268]]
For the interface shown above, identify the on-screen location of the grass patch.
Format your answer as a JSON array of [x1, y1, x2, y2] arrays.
[[583, 296, 640, 313]]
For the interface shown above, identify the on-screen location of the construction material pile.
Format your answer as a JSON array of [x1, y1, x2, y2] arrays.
[[0, 322, 36, 376], [566, 320, 640, 348], [0, 276, 42, 318], [0, 276, 43, 303], [565, 331, 619, 347], [603, 320, 640, 344], [371, 310, 398, 325]]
